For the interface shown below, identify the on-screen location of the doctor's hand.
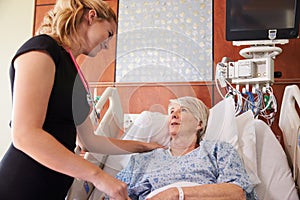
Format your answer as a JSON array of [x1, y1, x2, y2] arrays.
[[92, 170, 131, 200], [139, 141, 167, 153]]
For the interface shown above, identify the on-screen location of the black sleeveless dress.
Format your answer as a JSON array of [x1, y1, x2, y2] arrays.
[[0, 34, 90, 200]]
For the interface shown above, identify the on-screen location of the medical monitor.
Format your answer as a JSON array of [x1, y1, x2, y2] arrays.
[[226, 0, 300, 42]]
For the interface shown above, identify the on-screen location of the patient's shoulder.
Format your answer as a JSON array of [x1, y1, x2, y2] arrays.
[[201, 140, 237, 153], [202, 139, 234, 147]]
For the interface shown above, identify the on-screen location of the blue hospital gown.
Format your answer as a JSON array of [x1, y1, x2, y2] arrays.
[[116, 140, 258, 200]]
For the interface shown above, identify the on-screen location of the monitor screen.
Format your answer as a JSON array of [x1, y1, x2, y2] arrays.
[[226, 0, 300, 41]]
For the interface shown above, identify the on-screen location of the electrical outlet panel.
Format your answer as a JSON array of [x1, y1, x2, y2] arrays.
[[123, 114, 140, 132]]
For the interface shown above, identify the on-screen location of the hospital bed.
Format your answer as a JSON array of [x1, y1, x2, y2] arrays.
[[279, 85, 300, 196], [66, 86, 299, 200]]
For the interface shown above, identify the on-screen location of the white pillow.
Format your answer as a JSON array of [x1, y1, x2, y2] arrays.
[[205, 98, 259, 186], [204, 98, 239, 151], [123, 111, 170, 146], [235, 111, 260, 186], [254, 119, 299, 200]]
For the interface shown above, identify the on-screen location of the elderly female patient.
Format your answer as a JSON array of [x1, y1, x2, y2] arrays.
[[114, 96, 258, 200]]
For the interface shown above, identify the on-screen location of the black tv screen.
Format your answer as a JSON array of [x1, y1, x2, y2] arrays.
[[226, 0, 300, 41]]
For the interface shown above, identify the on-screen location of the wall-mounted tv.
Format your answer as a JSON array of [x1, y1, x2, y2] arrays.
[[226, 0, 300, 41]]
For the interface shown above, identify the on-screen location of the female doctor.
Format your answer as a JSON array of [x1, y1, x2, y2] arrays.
[[0, 0, 161, 199]]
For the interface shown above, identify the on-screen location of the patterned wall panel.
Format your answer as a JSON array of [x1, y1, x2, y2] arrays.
[[116, 0, 212, 82]]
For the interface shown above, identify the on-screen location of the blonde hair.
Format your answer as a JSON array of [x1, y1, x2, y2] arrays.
[[168, 96, 210, 143], [37, 0, 117, 50]]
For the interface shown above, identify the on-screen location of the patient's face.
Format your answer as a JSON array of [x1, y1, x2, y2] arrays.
[[168, 103, 201, 139]]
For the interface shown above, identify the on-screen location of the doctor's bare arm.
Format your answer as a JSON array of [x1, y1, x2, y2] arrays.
[[76, 115, 164, 155]]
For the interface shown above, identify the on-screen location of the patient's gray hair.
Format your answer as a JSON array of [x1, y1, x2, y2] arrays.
[[168, 96, 210, 143]]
